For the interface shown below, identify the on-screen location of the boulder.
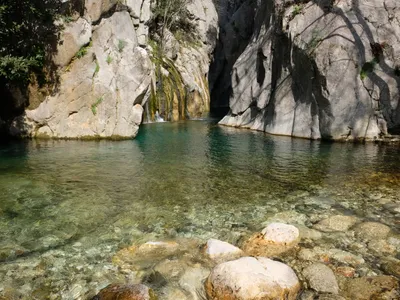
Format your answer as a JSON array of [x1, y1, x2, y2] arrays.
[[243, 223, 300, 256], [302, 263, 339, 294], [92, 284, 157, 300], [354, 222, 391, 241], [205, 257, 301, 300], [314, 215, 358, 232], [204, 239, 243, 262]]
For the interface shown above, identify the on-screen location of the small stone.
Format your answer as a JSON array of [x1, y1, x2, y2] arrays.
[[314, 215, 358, 232], [302, 263, 339, 294], [344, 276, 399, 300], [243, 223, 300, 256], [381, 259, 400, 278], [205, 257, 301, 300], [354, 222, 391, 241], [336, 266, 356, 278], [92, 284, 157, 300], [297, 225, 323, 240], [368, 239, 396, 255], [298, 247, 365, 267], [204, 239, 243, 262], [137, 241, 180, 256]]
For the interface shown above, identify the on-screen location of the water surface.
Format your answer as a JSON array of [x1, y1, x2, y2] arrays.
[[0, 121, 399, 298]]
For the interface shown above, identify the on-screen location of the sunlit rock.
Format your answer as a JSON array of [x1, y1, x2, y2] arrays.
[[243, 223, 300, 256], [205, 257, 300, 300], [204, 239, 243, 263]]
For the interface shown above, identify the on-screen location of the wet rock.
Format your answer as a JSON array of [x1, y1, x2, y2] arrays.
[[354, 222, 391, 241], [344, 276, 400, 300], [318, 295, 346, 300], [297, 225, 323, 240], [298, 247, 365, 267], [381, 259, 400, 278], [179, 265, 210, 300], [154, 259, 186, 281], [383, 203, 400, 214], [335, 266, 356, 278], [368, 239, 397, 255], [243, 223, 300, 256], [205, 257, 301, 300], [92, 284, 157, 300], [113, 241, 180, 266], [161, 287, 188, 300], [302, 263, 339, 294], [137, 241, 180, 257], [314, 215, 358, 232], [262, 211, 308, 226], [204, 239, 243, 263]]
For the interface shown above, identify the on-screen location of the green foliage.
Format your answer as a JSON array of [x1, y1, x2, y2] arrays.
[[117, 39, 127, 52], [75, 41, 92, 59], [360, 58, 378, 80], [91, 97, 104, 115], [93, 60, 100, 77], [292, 5, 303, 17], [306, 30, 322, 55], [106, 55, 113, 65], [150, 0, 196, 37], [0, 0, 62, 83]]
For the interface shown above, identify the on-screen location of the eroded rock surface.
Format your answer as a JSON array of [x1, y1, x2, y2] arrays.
[[219, 0, 400, 141]]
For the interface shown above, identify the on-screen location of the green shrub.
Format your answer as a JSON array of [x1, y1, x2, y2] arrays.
[[75, 41, 92, 59], [106, 55, 113, 64], [91, 97, 103, 115], [360, 58, 378, 80], [117, 39, 127, 52]]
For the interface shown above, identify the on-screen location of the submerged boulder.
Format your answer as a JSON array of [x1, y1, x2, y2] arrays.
[[92, 284, 157, 300], [243, 223, 300, 256], [314, 215, 358, 232], [354, 222, 391, 241], [205, 257, 300, 300], [302, 263, 339, 294], [344, 276, 400, 300]]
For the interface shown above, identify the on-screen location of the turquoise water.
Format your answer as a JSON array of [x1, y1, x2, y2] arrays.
[[0, 121, 399, 299]]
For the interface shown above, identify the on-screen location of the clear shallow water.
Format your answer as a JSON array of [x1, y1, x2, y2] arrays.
[[0, 120, 399, 299]]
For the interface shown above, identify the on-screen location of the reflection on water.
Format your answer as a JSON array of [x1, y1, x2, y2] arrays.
[[0, 121, 399, 298]]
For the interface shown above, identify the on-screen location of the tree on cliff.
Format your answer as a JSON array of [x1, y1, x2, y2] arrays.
[[0, 0, 61, 83]]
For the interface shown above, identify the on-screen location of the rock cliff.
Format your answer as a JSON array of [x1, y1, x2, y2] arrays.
[[9, 0, 218, 139], [219, 0, 400, 141]]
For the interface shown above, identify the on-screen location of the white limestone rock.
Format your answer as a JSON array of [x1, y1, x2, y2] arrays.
[[205, 257, 301, 300]]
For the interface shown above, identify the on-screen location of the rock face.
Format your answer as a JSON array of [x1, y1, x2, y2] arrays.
[[205, 257, 301, 300], [92, 284, 157, 300], [9, 0, 218, 139], [219, 0, 400, 140], [243, 223, 300, 256]]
